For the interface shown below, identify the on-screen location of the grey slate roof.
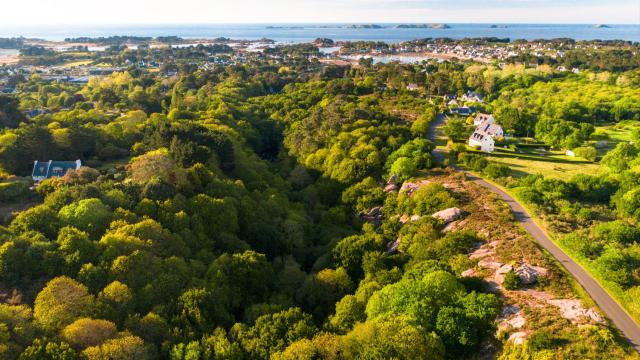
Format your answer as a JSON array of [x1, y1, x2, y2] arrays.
[[32, 160, 81, 180]]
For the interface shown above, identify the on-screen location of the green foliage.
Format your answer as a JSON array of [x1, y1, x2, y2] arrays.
[[601, 142, 638, 172], [397, 183, 458, 216], [442, 118, 466, 140], [58, 198, 112, 237], [503, 271, 522, 290], [34, 277, 95, 332], [82, 335, 150, 360], [0, 181, 30, 203], [411, 108, 436, 138], [62, 318, 118, 350], [482, 162, 511, 179], [19, 339, 80, 360], [573, 146, 598, 162], [2, 45, 637, 359], [341, 316, 445, 360], [231, 307, 317, 359]]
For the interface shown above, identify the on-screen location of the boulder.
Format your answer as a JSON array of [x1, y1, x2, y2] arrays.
[[531, 265, 549, 277], [442, 220, 459, 233], [400, 179, 431, 195], [508, 332, 527, 345], [367, 206, 383, 217], [497, 264, 514, 274], [478, 259, 503, 270], [461, 268, 478, 277], [383, 183, 398, 193], [495, 264, 514, 284], [547, 299, 605, 324], [469, 247, 495, 260], [515, 264, 538, 285], [387, 238, 401, 254], [431, 207, 462, 224], [387, 174, 399, 185]]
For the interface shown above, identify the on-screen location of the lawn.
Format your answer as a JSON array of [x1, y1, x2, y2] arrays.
[[467, 145, 603, 179], [592, 120, 640, 156], [61, 59, 93, 68]]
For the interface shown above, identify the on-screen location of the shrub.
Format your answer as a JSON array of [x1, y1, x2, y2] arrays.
[[0, 181, 30, 202], [458, 153, 488, 172], [482, 163, 510, 179], [574, 146, 598, 162], [503, 271, 521, 290]]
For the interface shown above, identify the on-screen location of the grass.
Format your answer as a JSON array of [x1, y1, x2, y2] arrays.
[[461, 142, 603, 180], [592, 120, 640, 156], [61, 59, 93, 68]]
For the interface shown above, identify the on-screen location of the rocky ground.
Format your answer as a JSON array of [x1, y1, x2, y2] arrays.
[[409, 169, 636, 357]]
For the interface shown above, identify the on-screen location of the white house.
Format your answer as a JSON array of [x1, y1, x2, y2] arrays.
[[473, 113, 495, 126], [461, 91, 484, 103], [468, 121, 504, 153], [32, 160, 82, 182], [406, 83, 420, 91], [468, 131, 495, 153]]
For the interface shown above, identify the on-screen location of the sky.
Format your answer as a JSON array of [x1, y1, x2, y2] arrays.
[[1, 0, 638, 25]]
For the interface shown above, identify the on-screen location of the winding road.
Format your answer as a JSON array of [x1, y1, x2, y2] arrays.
[[429, 114, 640, 352]]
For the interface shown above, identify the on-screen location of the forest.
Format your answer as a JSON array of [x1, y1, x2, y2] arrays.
[[0, 39, 639, 359]]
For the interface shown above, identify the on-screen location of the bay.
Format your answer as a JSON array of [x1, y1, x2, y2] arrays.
[[0, 23, 638, 42]]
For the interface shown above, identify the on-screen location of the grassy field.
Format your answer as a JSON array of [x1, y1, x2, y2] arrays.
[[61, 59, 93, 68], [592, 120, 640, 156], [464, 145, 603, 179]]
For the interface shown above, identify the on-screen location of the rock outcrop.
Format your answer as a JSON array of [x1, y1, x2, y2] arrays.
[[431, 207, 462, 224]]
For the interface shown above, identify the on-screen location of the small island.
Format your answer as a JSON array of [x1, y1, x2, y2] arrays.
[[489, 24, 508, 29], [345, 24, 384, 29], [265, 26, 304, 30], [396, 23, 450, 29], [591, 24, 611, 28]]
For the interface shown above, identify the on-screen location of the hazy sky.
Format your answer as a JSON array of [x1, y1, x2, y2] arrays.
[[1, 0, 639, 25]]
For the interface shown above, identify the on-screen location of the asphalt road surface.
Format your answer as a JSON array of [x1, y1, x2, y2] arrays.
[[429, 114, 640, 352]]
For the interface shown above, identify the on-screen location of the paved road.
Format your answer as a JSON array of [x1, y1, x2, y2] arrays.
[[429, 114, 640, 352]]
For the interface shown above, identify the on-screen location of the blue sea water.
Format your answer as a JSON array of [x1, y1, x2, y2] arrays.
[[0, 23, 638, 43]]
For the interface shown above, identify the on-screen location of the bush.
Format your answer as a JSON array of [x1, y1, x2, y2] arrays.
[[482, 163, 510, 179], [503, 271, 521, 290], [458, 153, 488, 172], [574, 146, 598, 162], [0, 181, 30, 202]]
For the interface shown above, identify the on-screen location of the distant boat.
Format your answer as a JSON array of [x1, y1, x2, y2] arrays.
[[489, 24, 508, 29], [591, 24, 611, 28]]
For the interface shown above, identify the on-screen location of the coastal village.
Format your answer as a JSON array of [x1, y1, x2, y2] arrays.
[[0, 33, 610, 96]]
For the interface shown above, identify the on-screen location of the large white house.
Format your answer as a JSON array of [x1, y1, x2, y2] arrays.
[[468, 132, 495, 153], [468, 117, 503, 153], [461, 91, 485, 103]]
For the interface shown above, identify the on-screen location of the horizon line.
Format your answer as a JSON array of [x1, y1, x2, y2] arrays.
[[1, 21, 639, 27]]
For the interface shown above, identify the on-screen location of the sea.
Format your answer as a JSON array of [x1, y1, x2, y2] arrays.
[[0, 23, 638, 43]]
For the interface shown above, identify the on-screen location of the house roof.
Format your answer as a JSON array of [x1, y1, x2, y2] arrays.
[[32, 160, 81, 179], [474, 113, 494, 122]]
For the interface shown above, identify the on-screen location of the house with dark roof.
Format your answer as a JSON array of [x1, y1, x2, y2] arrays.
[[32, 160, 82, 182], [461, 91, 485, 103], [450, 106, 475, 116], [468, 120, 504, 153]]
